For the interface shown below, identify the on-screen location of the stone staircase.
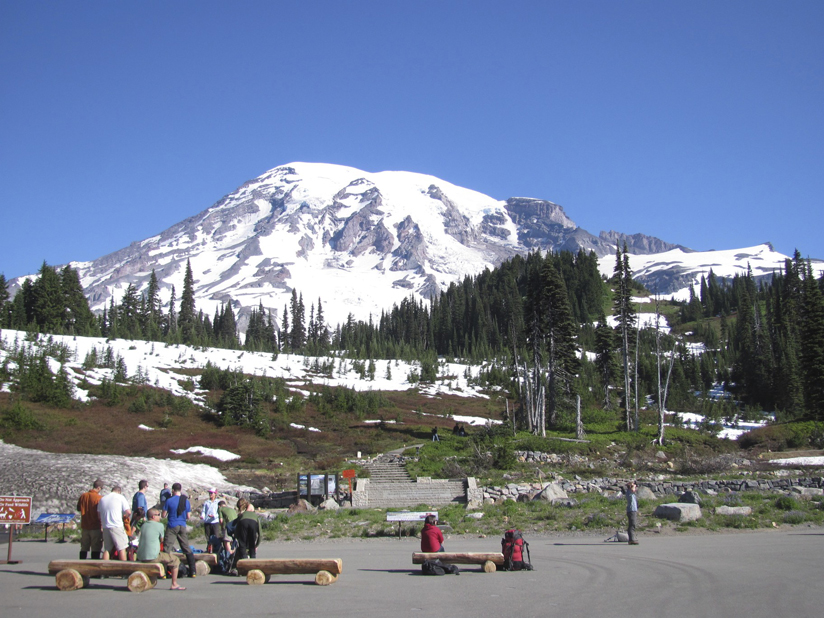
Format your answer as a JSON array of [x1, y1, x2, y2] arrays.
[[357, 454, 466, 508]]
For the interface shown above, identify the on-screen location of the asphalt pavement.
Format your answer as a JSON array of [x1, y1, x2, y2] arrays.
[[1, 529, 822, 618]]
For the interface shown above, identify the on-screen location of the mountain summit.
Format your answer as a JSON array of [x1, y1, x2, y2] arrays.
[[31, 162, 802, 329], [63, 163, 654, 326]]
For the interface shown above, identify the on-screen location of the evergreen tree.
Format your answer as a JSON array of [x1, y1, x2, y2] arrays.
[[178, 260, 196, 344], [612, 244, 637, 430], [800, 259, 824, 422], [0, 273, 9, 327], [594, 311, 617, 408]]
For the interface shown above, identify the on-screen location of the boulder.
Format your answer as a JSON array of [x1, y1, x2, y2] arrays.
[[287, 499, 317, 515], [465, 512, 484, 520], [679, 491, 703, 505], [318, 498, 339, 511], [534, 482, 569, 503], [654, 503, 702, 522], [636, 486, 656, 501], [790, 487, 824, 497], [715, 505, 752, 516]]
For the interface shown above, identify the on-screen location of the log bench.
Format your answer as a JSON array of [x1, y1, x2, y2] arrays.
[[47, 559, 166, 592], [173, 552, 217, 576], [235, 558, 343, 586], [412, 552, 505, 573]]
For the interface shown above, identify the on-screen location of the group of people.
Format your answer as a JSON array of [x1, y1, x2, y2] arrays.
[[76, 479, 261, 590]]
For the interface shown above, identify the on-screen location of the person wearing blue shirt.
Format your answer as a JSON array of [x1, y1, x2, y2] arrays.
[[132, 480, 149, 518], [162, 482, 197, 577], [159, 483, 172, 512]]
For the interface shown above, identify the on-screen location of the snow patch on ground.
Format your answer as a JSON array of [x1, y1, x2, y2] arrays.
[[169, 446, 241, 461]]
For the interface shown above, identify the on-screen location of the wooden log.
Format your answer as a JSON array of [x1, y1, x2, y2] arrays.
[[48, 560, 164, 579], [412, 552, 504, 566], [55, 569, 85, 591], [236, 558, 343, 576], [195, 561, 211, 577], [127, 571, 157, 593], [246, 569, 270, 585], [482, 560, 497, 573], [173, 552, 217, 567], [314, 570, 338, 586]]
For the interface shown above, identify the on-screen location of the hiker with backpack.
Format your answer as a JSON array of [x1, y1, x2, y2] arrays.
[[162, 482, 198, 578], [501, 529, 533, 571]]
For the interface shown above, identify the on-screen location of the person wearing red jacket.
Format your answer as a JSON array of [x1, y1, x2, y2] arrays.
[[420, 515, 444, 552]]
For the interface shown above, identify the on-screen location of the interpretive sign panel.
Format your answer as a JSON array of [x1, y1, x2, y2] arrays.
[[386, 511, 437, 522]]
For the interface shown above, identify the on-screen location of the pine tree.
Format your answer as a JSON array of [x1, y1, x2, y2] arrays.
[[31, 261, 65, 332], [612, 244, 637, 430], [0, 273, 9, 327], [799, 259, 824, 422], [178, 260, 196, 344], [539, 256, 579, 428], [60, 265, 95, 335], [594, 310, 617, 409]]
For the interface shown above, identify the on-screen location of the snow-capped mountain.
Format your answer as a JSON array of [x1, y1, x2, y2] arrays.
[[9, 162, 821, 329], [33, 163, 670, 328]]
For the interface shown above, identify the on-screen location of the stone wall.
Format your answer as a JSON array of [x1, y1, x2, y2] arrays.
[[480, 475, 824, 502]]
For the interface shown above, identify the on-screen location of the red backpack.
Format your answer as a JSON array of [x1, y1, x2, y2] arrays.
[[501, 529, 533, 571]]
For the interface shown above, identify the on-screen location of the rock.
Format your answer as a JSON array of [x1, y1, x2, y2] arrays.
[[483, 497, 496, 506], [654, 503, 702, 522], [318, 498, 339, 511], [679, 491, 703, 505], [790, 487, 824, 497], [636, 486, 656, 501], [655, 451, 667, 461], [715, 506, 752, 516], [534, 482, 569, 502], [466, 512, 484, 519], [287, 499, 317, 515]]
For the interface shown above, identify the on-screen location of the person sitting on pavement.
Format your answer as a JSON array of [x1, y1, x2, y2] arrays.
[[137, 508, 186, 591], [162, 482, 197, 577], [420, 514, 444, 552], [97, 485, 131, 561], [76, 479, 104, 560]]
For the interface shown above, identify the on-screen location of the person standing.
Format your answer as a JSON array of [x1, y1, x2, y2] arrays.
[[217, 500, 237, 554], [76, 479, 104, 560], [626, 481, 639, 545], [132, 480, 149, 518], [137, 508, 186, 590], [162, 482, 197, 577], [159, 483, 172, 512], [201, 488, 220, 551], [97, 486, 131, 560]]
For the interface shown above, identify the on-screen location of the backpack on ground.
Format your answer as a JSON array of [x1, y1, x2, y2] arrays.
[[501, 528, 533, 571], [210, 534, 236, 574], [421, 559, 460, 576]]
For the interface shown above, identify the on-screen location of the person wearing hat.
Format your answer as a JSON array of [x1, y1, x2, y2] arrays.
[[201, 488, 221, 552]]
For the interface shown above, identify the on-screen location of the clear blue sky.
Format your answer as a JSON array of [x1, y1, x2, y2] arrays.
[[2, 0, 822, 279]]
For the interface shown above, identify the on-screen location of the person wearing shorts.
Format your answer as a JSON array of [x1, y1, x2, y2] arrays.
[[97, 485, 131, 560], [137, 508, 185, 590]]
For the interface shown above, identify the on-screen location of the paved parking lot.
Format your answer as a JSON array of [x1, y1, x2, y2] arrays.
[[1, 529, 822, 618]]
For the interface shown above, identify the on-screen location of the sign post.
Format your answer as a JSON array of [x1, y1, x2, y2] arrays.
[[0, 496, 32, 565], [341, 469, 356, 503]]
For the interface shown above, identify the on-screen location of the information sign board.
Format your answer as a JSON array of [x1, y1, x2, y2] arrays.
[[0, 496, 32, 524]]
